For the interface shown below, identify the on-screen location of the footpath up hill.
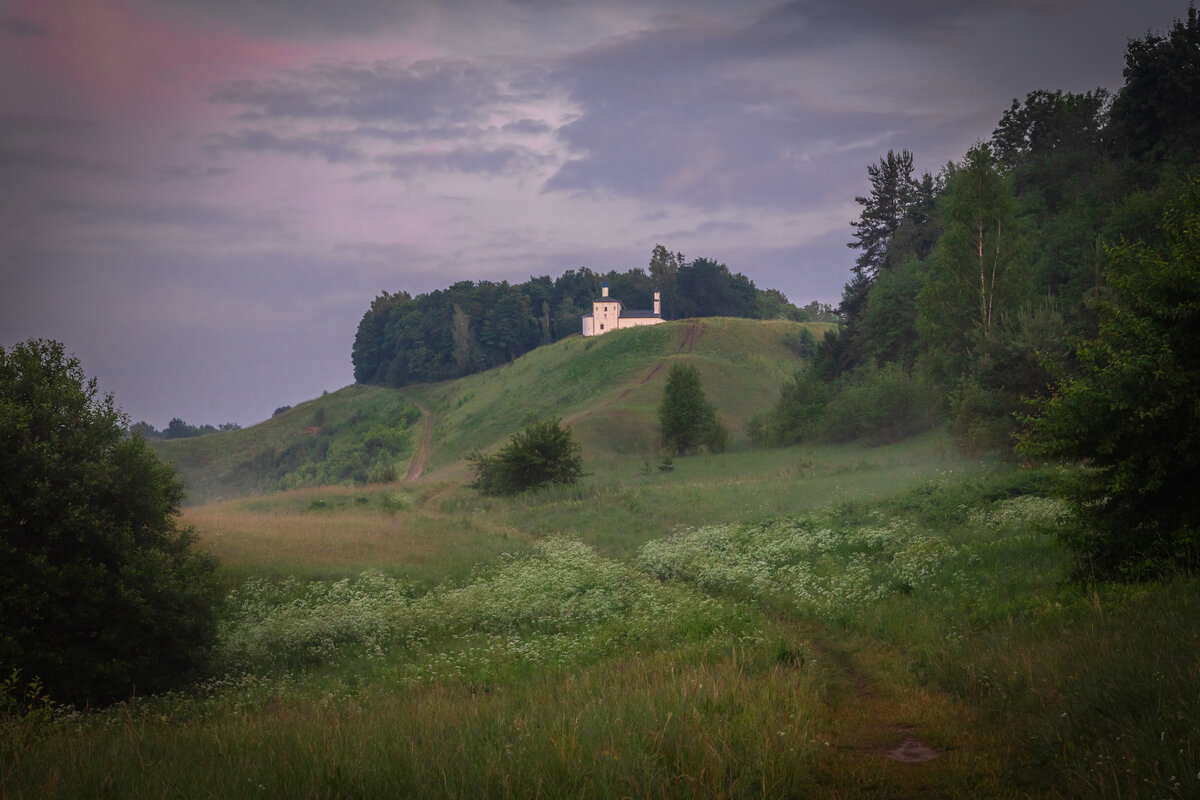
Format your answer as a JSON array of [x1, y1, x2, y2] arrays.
[[154, 318, 827, 503]]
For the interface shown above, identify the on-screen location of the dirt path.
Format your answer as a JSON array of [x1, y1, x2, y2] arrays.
[[563, 321, 706, 429], [404, 403, 435, 482], [786, 621, 999, 797], [676, 321, 704, 353]]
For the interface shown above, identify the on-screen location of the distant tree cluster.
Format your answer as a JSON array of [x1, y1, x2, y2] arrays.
[[131, 418, 240, 440], [753, 7, 1200, 579], [352, 252, 813, 388]]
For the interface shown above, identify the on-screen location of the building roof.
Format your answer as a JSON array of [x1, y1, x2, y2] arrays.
[[620, 309, 660, 318]]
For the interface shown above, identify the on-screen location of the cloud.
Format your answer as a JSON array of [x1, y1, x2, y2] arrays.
[[0, 115, 131, 179], [380, 145, 552, 177], [1, 16, 49, 38], [205, 129, 363, 163], [540, 14, 882, 210], [41, 198, 284, 239], [210, 59, 544, 126]]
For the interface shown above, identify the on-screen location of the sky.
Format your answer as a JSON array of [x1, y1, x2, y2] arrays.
[[0, 0, 1190, 428]]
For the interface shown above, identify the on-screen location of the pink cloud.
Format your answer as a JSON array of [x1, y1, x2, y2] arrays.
[[6, 0, 309, 116]]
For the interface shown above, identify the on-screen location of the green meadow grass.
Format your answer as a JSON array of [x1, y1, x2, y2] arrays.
[[5, 444, 1198, 798], [8, 324, 1197, 798]]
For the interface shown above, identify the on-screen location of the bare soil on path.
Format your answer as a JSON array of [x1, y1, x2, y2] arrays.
[[404, 403, 435, 482]]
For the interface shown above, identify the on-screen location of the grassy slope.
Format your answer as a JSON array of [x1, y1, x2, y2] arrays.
[[155, 318, 826, 501], [14, 319, 1190, 798]]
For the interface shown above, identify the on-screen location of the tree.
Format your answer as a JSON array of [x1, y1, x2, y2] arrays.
[[848, 149, 920, 283], [659, 364, 726, 455], [451, 303, 475, 375], [1109, 5, 1200, 166], [674, 258, 757, 319], [918, 143, 1031, 379], [0, 340, 220, 705], [469, 417, 583, 496], [649, 244, 686, 319], [1019, 179, 1200, 580]]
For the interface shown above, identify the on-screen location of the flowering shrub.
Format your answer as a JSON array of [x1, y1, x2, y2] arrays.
[[216, 538, 749, 681], [637, 514, 960, 618], [218, 571, 412, 672]]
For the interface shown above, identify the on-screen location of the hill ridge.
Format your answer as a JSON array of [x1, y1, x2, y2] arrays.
[[155, 318, 829, 502]]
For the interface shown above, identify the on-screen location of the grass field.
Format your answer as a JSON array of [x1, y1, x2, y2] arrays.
[[6, 322, 1198, 798], [5, 427, 1199, 799]]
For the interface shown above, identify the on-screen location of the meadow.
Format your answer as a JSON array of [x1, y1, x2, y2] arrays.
[[4, 429, 1198, 799]]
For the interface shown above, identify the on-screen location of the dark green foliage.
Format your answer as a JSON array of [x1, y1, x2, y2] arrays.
[[848, 149, 920, 283], [948, 301, 1068, 453], [229, 402, 421, 491], [672, 258, 758, 319], [1108, 5, 1200, 166], [858, 255, 927, 370], [658, 364, 727, 456], [469, 418, 584, 496], [818, 364, 937, 445], [0, 340, 220, 706], [746, 369, 831, 446], [782, 327, 818, 359], [918, 143, 1031, 379], [353, 256, 794, 389], [1020, 180, 1200, 580], [834, 151, 940, 376]]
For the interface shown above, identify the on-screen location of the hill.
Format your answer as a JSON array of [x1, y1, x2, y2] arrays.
[[153, 318, 832, 503]]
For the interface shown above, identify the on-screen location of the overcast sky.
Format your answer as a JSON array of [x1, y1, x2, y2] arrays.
[[0, 0, 1189, 428]]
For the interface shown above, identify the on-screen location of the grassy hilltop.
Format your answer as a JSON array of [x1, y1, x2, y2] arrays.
[[155, 318, 832, 502]]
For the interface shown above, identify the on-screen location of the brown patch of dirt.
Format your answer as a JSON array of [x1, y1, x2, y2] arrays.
[[675, 321, 704, 353], [805, 631, 944, 768], [404, 403, 434, 482], [884, 736, 941, 764]]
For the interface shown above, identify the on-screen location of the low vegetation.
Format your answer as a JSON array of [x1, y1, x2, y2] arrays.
[[468, 417, 584, 496], [4, 450, 1197, 798]]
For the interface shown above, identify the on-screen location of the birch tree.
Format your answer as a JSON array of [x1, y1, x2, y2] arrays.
[[918, 143, 1030, 377]]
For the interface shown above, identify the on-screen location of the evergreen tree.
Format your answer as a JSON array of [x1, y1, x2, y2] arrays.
[[659, 364, 726, 455], [848, 149, 920, 283], [1020, 179, 1200, 580]]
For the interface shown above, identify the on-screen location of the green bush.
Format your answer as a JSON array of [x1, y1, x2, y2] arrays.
[[0, 340, 220, 706], [819, 363, 937, 445], [469, 417, 584, 496]]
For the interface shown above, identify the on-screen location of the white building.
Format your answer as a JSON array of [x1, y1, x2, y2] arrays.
[[581, 284, 663, 336]]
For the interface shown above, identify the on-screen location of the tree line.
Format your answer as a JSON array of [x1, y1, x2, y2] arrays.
[[352, 252, 835, 388], [753, 6, 1200, 580], [129, 418, 241, 439]]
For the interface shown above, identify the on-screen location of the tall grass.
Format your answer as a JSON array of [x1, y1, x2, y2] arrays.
[[5, 462, 1198, 799]]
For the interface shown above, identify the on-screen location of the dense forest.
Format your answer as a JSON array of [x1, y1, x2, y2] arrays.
[[351, 251, 837, 387], [752, 7, 1200, 579]]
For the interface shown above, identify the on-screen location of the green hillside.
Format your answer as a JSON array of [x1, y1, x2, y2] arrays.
[[154, 318, 830, 503]]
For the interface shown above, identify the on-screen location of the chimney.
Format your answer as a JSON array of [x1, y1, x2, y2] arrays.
[[653, 291, 661, 316], [602, 282, 609, 298]]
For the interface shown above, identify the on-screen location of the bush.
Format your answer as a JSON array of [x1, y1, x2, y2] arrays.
[[0, 340, 220, 706], [819, 363, 937, 445], [751, 369, 832, 446], [469, 417, 584, 496]]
